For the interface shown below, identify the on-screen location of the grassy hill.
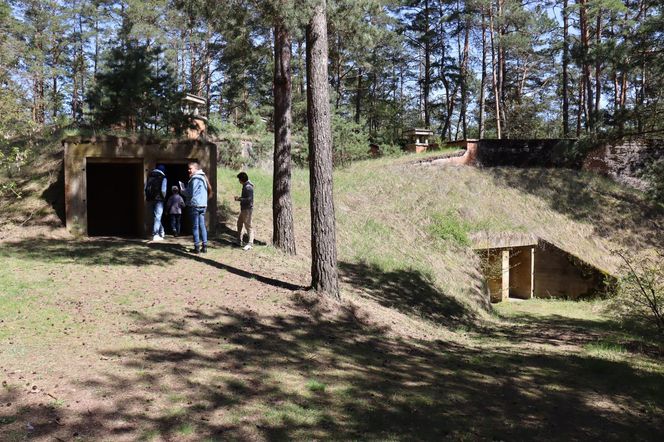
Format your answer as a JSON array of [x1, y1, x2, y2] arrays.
[[1, 138, 663, 440]]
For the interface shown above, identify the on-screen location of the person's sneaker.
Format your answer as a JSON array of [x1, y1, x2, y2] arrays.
[[243, 244, 253, 251], [191, 247, 200, 254], [201, 244, 207, 253], [152, 235, 164, 241]]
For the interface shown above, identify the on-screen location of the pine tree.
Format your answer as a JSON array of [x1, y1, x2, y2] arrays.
[[87, 37, 183, 133], [307, 0, 339, 298], [272, 9, 297, 255]]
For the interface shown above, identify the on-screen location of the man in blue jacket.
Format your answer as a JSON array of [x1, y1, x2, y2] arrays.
[[184, 161, 212, 254], [145, 164, 167, 241]]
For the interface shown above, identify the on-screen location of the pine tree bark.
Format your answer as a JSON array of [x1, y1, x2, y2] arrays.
[[479, 10, 487, 139], [562, 0, 570, 137], [273, 19, 297, 255], [460, 15, 470, 139], [489, 5, 501, 139], [307, 0, 339, 299], [355, 67, 362, 124], [579, 0, 593, 131], [594, 11, 602, 117], [423, 0, 431, 128]]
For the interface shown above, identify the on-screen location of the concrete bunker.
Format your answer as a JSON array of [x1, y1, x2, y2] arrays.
[[64, 136, 217, 237], [473, 233, 613, 302]]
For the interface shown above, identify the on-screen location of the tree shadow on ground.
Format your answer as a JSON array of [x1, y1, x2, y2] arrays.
[[213, 202, 268, 247], [486, 168, 663, 249], [486, 311, 664, 357], [339, 261, 478, 328], [2, 295, 662, 441], [0, 237, 176, 266], [40, 159, 65, 225], [150, 242, 306, 291]]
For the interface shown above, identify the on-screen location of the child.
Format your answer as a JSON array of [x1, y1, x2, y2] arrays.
[[166, 186, 186, 236]]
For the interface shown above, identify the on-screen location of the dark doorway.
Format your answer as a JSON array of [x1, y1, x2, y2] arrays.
[[161, 162, 193, 236], [87, 161, 143, 237]]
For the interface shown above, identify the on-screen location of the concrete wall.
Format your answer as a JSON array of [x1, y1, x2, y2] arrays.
[[475, 139, 578, 168], [533, 242, 606, 299], [583, 138, 663, 191], [481, 250, 504, 303], [509, 246, 533, 299], [64, 136, 217, 237]]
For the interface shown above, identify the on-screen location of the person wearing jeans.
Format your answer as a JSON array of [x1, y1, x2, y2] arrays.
[[145, 164, 167, 241], [183, 161, 212, 254], [190, 207, 207, 250]]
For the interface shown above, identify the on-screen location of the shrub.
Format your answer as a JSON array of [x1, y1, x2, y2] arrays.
[[643, 158, 664, 210], [332, 113, 370, 167], [611, 251, 664, 334]]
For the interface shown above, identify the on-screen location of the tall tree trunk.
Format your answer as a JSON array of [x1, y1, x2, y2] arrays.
[[205, 32, 212, 116], [594, 10, 602, 117], [355, 67, 362, 124], [460, 14, 470, 139], [576, 75, 584, 136], [334, 33, 342, 109], [306, 0, 339, 299], [94, 17, 99, 78], [489, 5, 501, 138], [579, 0, 594, 131], [479, 10, 487, 139], [497, 1, 505, 107], [562, 0, 570, 136], [273, 19, 296, 255], [423, 0, 431, 127]]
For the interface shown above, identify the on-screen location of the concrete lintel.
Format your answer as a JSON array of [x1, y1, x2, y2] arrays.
[[472, 232, 539, 250]]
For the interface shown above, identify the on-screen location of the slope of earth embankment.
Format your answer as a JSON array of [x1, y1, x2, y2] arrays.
[[0, 139, 662, 441]]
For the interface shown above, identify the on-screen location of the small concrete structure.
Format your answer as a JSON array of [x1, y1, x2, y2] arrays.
[[182, 93, 208, 140], [63, 136, 217, 237], [473, 233, 613, 302], [404, 128, 434, 153]]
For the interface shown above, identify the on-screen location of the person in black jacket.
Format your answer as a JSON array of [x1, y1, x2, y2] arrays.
[[234, 172, 254, 250], [145, 164, 167, 241]]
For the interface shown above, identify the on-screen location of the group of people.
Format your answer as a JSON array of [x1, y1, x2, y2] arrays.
[[145, 162, 254, 254]]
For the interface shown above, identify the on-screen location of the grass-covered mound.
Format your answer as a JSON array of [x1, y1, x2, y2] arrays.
[[1, 137, 662, 440]]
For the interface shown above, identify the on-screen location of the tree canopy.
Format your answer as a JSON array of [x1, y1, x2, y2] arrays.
[[0, 0, 662, 141]]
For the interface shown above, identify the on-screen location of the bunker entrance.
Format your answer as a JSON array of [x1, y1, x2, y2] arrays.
[[161, 162, 193, 236], [86, 161, 143, 237]]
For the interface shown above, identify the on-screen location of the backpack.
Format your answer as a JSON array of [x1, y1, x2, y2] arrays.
[[145, 172, 164, 201]]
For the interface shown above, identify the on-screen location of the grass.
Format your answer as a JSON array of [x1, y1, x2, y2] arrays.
[[1, 138, 663, 440], [305, 379, 327, 393], [584, 341, 627, 360], [429, 210, 471, 246]]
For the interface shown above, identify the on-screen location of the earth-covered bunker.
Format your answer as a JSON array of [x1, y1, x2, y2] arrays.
[[63, 136, 217, 237], [473, 233, 614, 302]]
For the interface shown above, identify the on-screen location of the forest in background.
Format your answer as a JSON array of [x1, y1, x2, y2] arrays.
[[0, 0, 663, 149]]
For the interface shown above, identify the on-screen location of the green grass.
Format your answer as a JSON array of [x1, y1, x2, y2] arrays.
[[429, 211, 471, 246], [584, 341, 627, 360], [263, 401, 324, 427], [0, 258, 70, 341], [305, 379, 327, 393], [176, 423, 196, 436]]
